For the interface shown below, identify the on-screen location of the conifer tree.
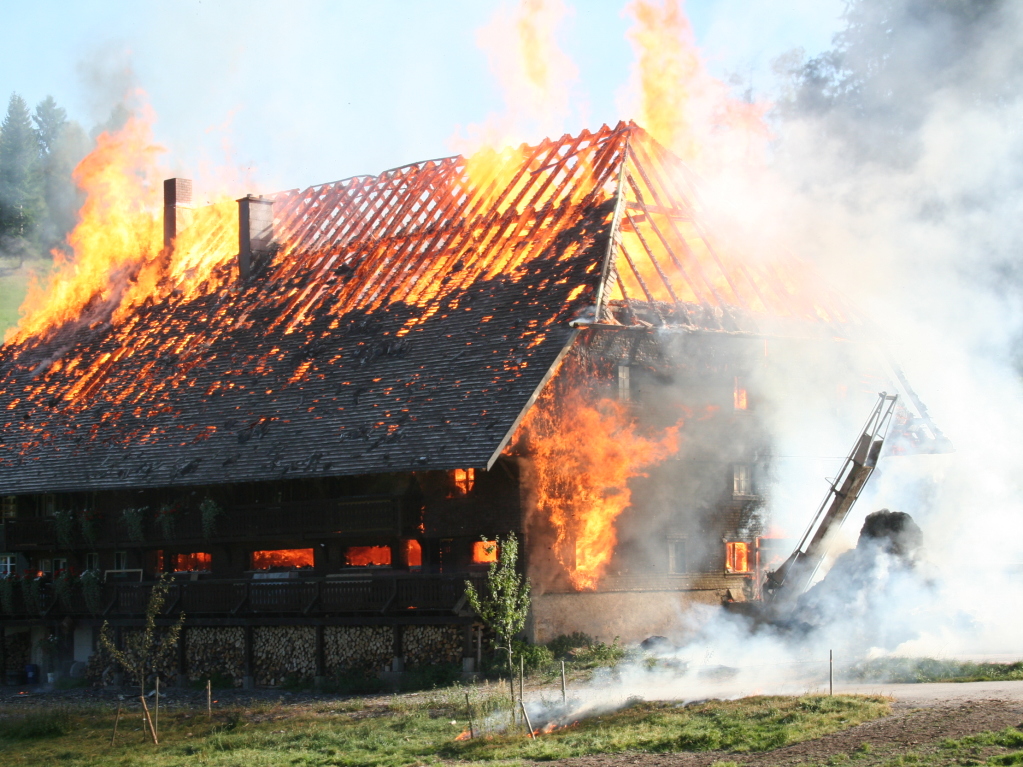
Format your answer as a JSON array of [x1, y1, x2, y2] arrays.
[[0, 93, 45, 243]]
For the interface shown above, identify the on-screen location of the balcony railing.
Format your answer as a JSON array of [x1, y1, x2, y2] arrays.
[[1, 495, 403, 550], [0, 572, 483, 621]]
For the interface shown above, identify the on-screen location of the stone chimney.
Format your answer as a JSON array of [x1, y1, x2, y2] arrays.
[[237, 195, 274, 279], [163, 178, 193, 249]]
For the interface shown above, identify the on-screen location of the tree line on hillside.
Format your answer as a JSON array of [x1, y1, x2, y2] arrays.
[[0, 92, 129, 269]]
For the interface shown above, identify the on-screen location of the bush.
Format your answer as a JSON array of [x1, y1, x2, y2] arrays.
[[0, 707, 74, 739], [400, 663, 461, 691], [546, 631, 593, 659], [572, 637, 626, 668]]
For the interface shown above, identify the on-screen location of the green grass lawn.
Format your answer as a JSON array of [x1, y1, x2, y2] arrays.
[[0, 268, 29, 336], [0, 692, 889, 766]]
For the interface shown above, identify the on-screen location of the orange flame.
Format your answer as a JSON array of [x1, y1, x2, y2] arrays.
[[624, 0, 769, 173], [520, 378, 684, 590], [251, 549, 314, 569], [345, 546, 392, 567], [8, 105, 239, 343]]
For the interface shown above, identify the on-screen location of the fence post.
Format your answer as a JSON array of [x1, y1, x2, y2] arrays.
[[829, 649, 834, 696]]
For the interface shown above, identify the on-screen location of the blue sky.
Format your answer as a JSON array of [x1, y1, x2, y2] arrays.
[[2, 1, 843, 193]]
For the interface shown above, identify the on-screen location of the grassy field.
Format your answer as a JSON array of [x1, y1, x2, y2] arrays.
[[0, 268, 29, 336], [0, 692, 890, 766]]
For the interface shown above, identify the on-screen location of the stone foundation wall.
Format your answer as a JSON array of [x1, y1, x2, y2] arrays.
[[530, 589, 727, 645]]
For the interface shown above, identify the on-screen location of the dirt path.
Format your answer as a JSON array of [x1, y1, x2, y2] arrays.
[[541, 682, 1023, 767]]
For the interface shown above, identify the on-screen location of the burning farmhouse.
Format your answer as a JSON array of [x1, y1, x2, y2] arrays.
[[0, 121, 922, 685]]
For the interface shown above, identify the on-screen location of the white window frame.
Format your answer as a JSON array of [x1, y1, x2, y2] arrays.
[[0, 553, 15, 576], [733, 464, 753, 497], [85, 553, 100, 572]]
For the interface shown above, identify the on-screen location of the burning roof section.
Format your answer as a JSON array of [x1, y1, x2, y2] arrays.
[[0, 122, 853, 494]]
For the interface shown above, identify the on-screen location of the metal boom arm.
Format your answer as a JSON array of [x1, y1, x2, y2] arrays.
[[764, 392, 898, 602]]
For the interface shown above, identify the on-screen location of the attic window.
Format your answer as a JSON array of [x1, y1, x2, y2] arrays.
[[725, 542, 750, 573], [733, 464, 753, 496], [733, 377, 747, 410], [618, 364, 631, 402], [449, 468, 475, 496], [2, 496, 15, 519]]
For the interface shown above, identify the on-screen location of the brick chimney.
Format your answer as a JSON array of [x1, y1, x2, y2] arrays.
[[237, 195, 274, 279], [163, 178, 193, 249]]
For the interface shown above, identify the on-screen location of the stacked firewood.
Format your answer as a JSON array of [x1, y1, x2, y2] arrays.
[[4, 631, 30, 674], [402, 625, 462, 668], [254, 626, 316, 685], [186, 627, 244, 684], [324, 626, 391, 674]]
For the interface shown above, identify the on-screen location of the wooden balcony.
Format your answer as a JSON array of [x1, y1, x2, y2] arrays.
[[1, 494, 403, 550], [0, 572, 483, 623]]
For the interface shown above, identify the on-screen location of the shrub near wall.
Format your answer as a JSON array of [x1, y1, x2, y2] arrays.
[[325, 626, 392, 675], [254, 626, 316, 685], [403, 625, 462, 668], [187, 627, 245, 685]]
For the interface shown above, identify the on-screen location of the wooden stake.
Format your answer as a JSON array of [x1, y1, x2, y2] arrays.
[[207, 678, 212, 720], [139, 695, 158, 745], [110, 705, 122, 746], [520, 700, 535, 739], [560, 660, 567, 705], [519, 655, 524, 704], [154, 677, 159, 738], [465, 692, 475, 739], [829, 649, 834, 696]]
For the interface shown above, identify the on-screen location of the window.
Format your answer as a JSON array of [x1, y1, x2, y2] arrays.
[[726, 542, 750, 573], [618, 364, 631, 402], [472, 540, 498, 564], [39, 559, 52, 575], [174, 552, 212, 571], [344, 546, 391, 567], [113, 551, 128, 571], [668, 539, 688, 574], [1, 497, 15, 519], [449, 468, 475, 496], [399, 539, 422, 568], [733, 464, 753, 496], [0, 554, 15, 576], [250, 549, 312, 570], [733, 377, 748, 410], [53, 557, 68, 575], [84, 553, 100, 572]]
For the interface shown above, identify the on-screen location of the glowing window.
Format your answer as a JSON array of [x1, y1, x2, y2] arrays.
[[733, 377, 748, 410], [450, 468, 475, 495], [174, 552, 212, 572], [250, 549, 313, 570], [733, 464, 752, 496], [400, 539, 422, 568], [472, 540, 498, 564], [725, 542, 750, 573], [345, 546, 392, 567]]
